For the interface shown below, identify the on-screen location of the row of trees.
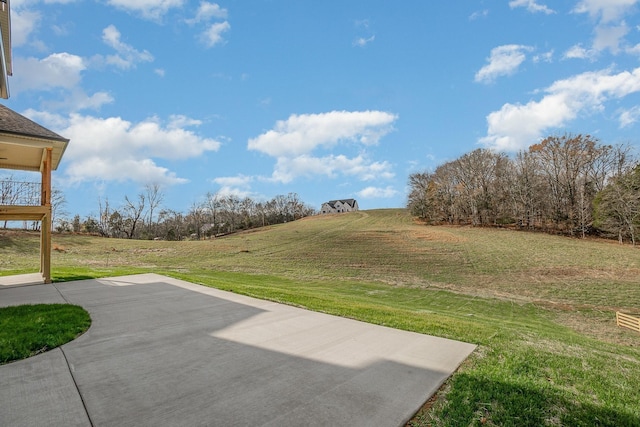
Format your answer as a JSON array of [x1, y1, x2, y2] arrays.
[[594, 166, 640, 244], [407, 134, 640, 243], [60, 186, 316, 240]]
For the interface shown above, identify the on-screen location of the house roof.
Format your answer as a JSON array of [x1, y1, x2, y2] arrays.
[[0, 104, 69, 171], [325, 199, 358, 208]]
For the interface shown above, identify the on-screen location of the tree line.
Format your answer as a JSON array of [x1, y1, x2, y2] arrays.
[[407, 134, 640, 244], [57, 185, 316, 240]]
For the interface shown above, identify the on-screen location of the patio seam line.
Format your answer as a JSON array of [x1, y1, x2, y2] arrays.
[[60, 345, 95, 427], [53, 282, 95, 427], [52, 282, 70, 304]]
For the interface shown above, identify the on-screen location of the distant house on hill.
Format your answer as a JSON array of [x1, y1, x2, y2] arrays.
[[320, 199, 359, 214]]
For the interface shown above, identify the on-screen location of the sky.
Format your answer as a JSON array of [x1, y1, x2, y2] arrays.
[[4, 0, 640, 218]]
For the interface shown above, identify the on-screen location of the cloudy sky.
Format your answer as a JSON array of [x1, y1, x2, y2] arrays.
[[4, 0, 640, 217]]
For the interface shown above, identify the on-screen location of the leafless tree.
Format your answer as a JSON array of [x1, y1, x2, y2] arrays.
[[158, 209, 186, 241], [406, 134, 637, 240], [594, 165, 640, 245], [51, 187, 68, 231], [122, 193, 146, 239], [145, 183, 164, 234], [97, 197, 112, 237], [187, 202, 206, 239]]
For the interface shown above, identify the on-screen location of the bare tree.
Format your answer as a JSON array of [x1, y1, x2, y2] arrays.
[[407, 172, 435, 220], [594, 165, 640, 245], [51, 187, 68, 231], [97, 197, 112, 237], [219, 194, 242, 232], [158, 209, 186, 241], [529, 134, 602, 234], [187, 202, 206, 239], [431, 161, 461, 224], [406, 134, 635, 239], [122, 193, 146, 239], [145, 183, 164, 235], [240, 197, 255, 229], [204, 192, 221, 235]]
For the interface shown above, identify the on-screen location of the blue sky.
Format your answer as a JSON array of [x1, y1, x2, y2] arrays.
[[4, 0, 640, 218]]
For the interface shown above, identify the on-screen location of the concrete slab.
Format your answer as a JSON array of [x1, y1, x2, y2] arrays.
[[0, 273, 476, 426], [0, 281, 66, 306], [0, 273, 45, 288], [0, 349, 91, 427]]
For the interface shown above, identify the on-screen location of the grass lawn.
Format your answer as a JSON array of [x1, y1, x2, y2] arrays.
[[1, 209, 639, 425], [0, 304, 91, 364]]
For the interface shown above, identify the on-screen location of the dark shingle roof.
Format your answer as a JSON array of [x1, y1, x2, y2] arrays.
[[0, 104, 68, 142], [326, 199, 357, 208]]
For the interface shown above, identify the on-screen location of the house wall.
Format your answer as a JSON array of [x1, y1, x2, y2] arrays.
[[320, 200, 359, 214], [321, 203, 333, 214]]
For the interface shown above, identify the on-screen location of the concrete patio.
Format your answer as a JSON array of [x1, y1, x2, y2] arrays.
[[0, 273, 476, 426]]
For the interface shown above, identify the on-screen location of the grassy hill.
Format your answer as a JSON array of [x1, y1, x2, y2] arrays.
[[2, 209, 639, 425]]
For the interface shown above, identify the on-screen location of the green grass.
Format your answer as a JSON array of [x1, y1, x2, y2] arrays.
[[1, 209, 640, 425], [0, 304, 91, 364]]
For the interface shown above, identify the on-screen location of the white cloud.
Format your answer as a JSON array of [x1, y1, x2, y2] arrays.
[[168, 114, 203, 129], [627, 42, 640, 55], [248, 110, 397, 157], [154, 68, 166, 77], [619, 106, 640, 127], [10, 29, 151, 110], [248, 111, 397, 184], [184, 2, 231, 47], [186, 2, 228, 24], [593, 22, 629, 54], [469, 10, 489, 20], [214, 175, 253, 187], [212, 175, 255, 198], [533, 50, 554, 63], [11, 8, 41, 47], [353, 19, 375, 47], [12, 53, 86, 92], [475, 45, 533, 84], [480, 67, 640, 151], [355, 19, 370, 29], [12, 53, 113, 112], [509, 0, 555, 14], [271, 154, 394, 184], [569, 1, 638, 59], [43, 90, 114, 112], [68, 157, 188, 186], [102, 25, 154, 69], [357, 186, 398, 199], [200, 21, 231, 47], [23, 109, 71, 130], [51, 24, 71, 37], [106, 0, 185, 21], [23, 112, 222, 185], [353, 35, 375, 47], [573, 0, 638, 23], [563, 44, 597, 60]]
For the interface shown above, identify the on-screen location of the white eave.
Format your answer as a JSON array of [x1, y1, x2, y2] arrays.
[[0, 0, 12, 100]]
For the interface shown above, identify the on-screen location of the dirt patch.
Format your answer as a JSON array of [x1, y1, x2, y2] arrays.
[[408, 228, 467, 243], [131, 247, 175, 254]]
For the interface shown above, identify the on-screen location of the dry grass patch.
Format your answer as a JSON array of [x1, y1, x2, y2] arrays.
[[408, 227, 468, 243]]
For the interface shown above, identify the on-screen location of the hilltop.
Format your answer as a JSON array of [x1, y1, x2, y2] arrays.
[[2, 209, 640, 425]]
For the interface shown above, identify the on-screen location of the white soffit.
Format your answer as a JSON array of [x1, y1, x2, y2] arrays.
[[0, 0, 12, 99]]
